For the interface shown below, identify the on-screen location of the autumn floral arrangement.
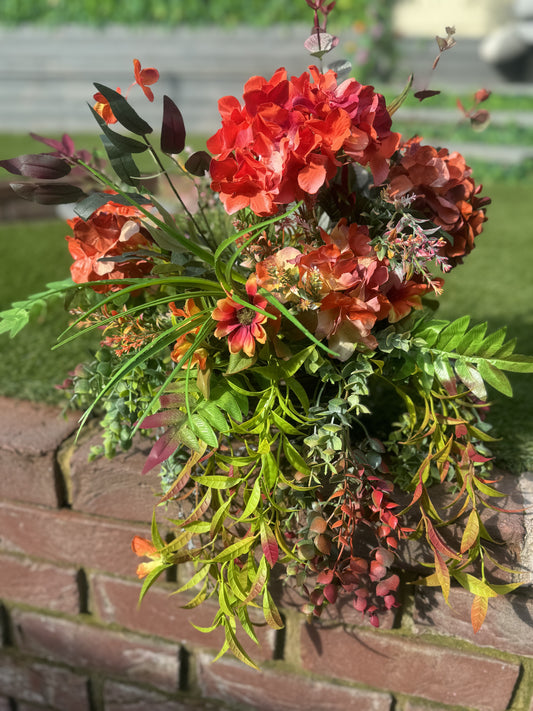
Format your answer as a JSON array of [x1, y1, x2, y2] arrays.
[[2, 1, 533, 668]]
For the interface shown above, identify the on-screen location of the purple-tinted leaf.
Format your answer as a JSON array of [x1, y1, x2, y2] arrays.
[[62, 133, 76, 155], [414, 89, 441, 102], [324, 583, 338, 604], [260, 520, 279, 567], [0, 153, 71, 179], [10, 182, 85, 205], [142, 431, 180, 474], [185, 150, 211, 177], [470, 109, 491, 132], [94, 82, 153, 136], [161, 95, 186, 154], [30, 133, 69, 154]]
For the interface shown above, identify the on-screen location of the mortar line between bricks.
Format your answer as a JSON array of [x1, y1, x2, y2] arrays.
[[53, 431, 75, 509]]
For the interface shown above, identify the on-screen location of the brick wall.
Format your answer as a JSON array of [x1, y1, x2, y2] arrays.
[[1, 396, 533, 711]]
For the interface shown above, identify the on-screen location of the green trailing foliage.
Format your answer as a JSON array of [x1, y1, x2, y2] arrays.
[[1, 11, 533, 667]]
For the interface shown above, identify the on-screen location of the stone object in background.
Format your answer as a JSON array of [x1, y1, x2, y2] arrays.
[[480, 0, 533, 80]]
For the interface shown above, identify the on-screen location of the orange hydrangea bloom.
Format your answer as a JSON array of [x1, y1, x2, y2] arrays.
[[388, 137, 490, 264], [208, 65, 400, 216], [66, 199, 153, 292]]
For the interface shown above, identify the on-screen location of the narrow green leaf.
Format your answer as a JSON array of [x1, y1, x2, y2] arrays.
[[172, 563, 210, 595], [263, 589, 284, 629], [460, 510, 480, 554], [478, 327, 507, 357], [100, 134, 140, 186], [454, 358, 486, 400], [93, 82, 153, 135], [210, 497, 233, 538], [199, 402, 228, 432], [236, 477, 262, 523], [453, 571, 499, 598], [137, 564, 171, 605], [223, 617, 259, 669], [210, 535, 257, 563], [282, 436, 311, 476], [477, 360, 513, 397], [281, 345, 316, 377], [456, 322, 487, 356], [190, 413, 219, 448], [90, 104, 148, 152], [259, 288, 339, 357], [151, 511, 165, 549], [192, 474, 236, 490], [437, 315, 470, 351]]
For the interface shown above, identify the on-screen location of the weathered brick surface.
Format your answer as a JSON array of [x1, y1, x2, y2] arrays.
[[10, 608, 180, 691], [90, 573, 276, 661], [0, 652, 90, 709], [197, 652, 393, 711], [103, 679, 224, 711], [0, 397, 79, 507], [402, 702, 457, 711], [300, 624, 520, 711], [0, 501, 150, 577], [67, 430, 166, 522], [414, 586, 533, 657], [0, 552, 80, 614]]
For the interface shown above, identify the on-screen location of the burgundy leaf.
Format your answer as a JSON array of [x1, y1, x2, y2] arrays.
[[260, 521, 279, 566], [142, 431, 180, 474], [414, 90, 441, 102], [0, 153, 71, 179], [29, 133, 68, 154], [10, 182, 85, 205], [161, 95, 186, 154], [184, 150, 211, 177], [323, 583, 338, 604]]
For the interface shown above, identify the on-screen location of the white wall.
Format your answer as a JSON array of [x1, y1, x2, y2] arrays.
[[393, 0, 514, 38]]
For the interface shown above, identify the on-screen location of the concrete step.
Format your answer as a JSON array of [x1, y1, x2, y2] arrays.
[[0, 25, 531, 164]]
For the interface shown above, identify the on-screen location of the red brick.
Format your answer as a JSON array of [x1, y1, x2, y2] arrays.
[[403, 703, 456, 711], [0, 500, 150, 577], [11, 609, 180, 691], [414, 586, 533, 657], [0, 652, 90, 709], [197, 652, 392, 711], [90, 573, 276, 662], [67, 431, 166, 522], [0, 397, 79, 508], [0, 552, 80, 614], [300, 624, 520, 711], [103, 679, 222, 711]]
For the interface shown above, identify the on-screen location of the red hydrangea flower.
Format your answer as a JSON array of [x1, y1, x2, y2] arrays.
[[388, 137, 490, 264], [212, 276, 268, 357], [66, 199, 153, 292], [208, 66, 400, 216]]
